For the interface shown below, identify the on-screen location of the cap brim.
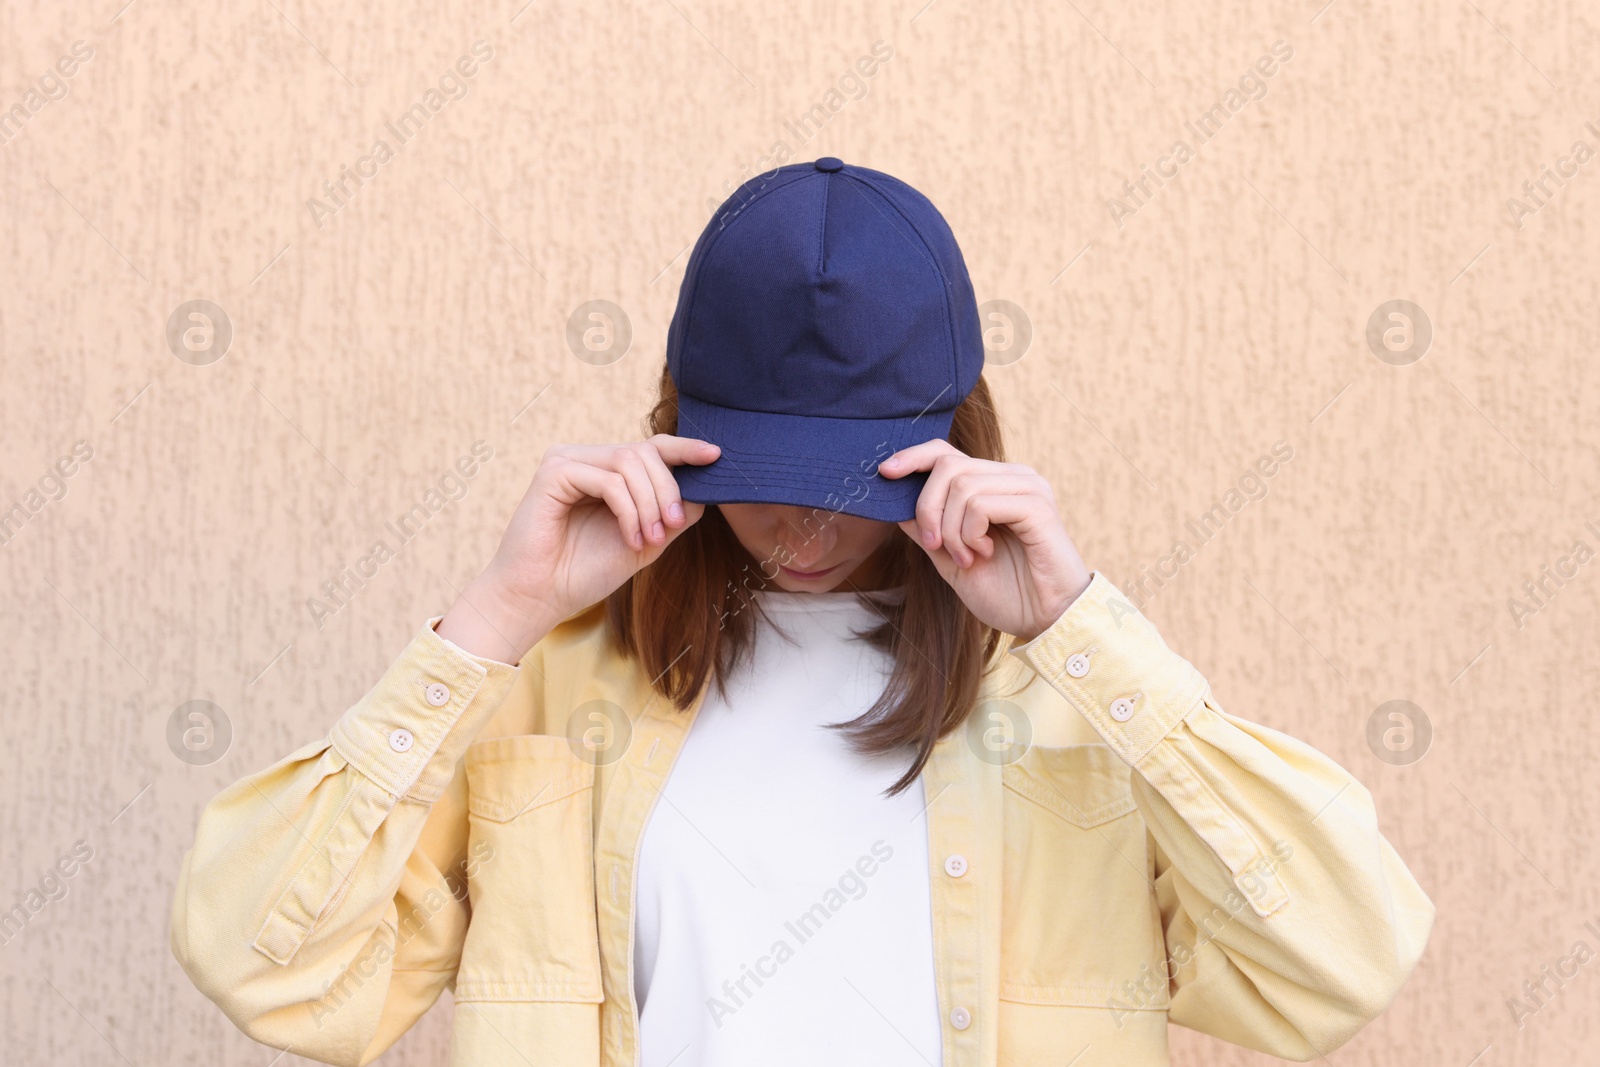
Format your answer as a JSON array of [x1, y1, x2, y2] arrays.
[[670, 392, 951, 523]]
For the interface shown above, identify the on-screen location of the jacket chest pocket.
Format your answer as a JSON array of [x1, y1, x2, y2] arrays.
[[999, 744, 1168, 1012], [456, 734, 604, 1003]]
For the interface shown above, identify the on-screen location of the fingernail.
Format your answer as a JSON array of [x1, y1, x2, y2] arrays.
[[652, 521, 664, 540], [668, 502, 684, 522], [924, 527, 938, 547]]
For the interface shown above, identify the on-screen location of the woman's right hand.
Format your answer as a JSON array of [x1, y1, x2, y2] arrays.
[[436, 434, 721, 662]]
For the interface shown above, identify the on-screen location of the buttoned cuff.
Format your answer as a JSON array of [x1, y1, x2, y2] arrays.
[[1008, 571, 1209, 767], [329, 616, 521, 803]]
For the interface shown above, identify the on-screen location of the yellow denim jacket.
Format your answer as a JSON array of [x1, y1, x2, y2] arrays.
[[170, 571, 1434, 1066]]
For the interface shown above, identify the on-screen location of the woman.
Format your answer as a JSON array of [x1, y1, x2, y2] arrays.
[[171, 158, 1433, 1066]]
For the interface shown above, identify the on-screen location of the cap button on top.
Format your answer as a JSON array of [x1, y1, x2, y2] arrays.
[[813, 156, 844, 172]]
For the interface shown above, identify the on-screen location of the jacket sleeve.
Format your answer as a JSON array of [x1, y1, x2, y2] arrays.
[[1008, 571, 1435, 1060], [170, 618, 522, 1066]]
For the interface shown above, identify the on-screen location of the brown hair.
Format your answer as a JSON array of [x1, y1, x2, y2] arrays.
[[604, 363, 1008, 796]]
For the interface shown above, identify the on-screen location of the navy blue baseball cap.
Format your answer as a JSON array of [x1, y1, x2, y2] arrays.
[[666, 156, 985, 523]]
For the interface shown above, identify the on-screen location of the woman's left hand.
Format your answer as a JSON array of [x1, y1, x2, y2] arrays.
[[880, 441, 1093, 643]]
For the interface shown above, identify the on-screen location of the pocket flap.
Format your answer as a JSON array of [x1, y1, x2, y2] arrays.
[[466, 734, 593, 823], [1002, 744, 1137, 828]]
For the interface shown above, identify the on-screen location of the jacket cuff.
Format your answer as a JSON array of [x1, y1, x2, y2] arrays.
[[1008, 571, 1209, 766], [329, 616, 521, 803]]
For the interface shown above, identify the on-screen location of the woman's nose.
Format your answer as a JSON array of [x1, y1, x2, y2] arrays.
[[776, 512, 835, 566]]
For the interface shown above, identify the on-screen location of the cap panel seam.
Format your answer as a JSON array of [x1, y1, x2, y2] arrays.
[[838, 171, 961, 397], [816, 169, 831, 276], [673, 165, 821, 389]]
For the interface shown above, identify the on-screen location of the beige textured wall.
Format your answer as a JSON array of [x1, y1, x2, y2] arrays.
[[3, 0, 1597, 1063]]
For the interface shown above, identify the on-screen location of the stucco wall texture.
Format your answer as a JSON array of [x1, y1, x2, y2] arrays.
[[2, 0, 1596, 1063]]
